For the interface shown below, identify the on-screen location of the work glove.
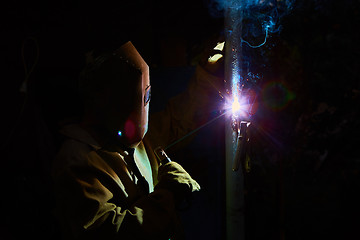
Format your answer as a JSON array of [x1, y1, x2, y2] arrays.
[[198, 36, 225, 79], [155, 162, 200, 204]]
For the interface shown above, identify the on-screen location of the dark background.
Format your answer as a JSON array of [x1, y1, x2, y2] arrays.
[[2, 0, 360, 239]]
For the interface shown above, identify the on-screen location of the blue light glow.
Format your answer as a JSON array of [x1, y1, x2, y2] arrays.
[[206, 0, 295, 48], [117, 131, 122, 137]]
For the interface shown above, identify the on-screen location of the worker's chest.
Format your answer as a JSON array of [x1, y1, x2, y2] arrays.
[[93, 143, 154, 207]]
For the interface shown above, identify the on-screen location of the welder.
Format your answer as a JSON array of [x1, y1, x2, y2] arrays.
[[52, 41, 224, 240]]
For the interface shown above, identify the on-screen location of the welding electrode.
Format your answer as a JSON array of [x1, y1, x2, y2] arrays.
[[154, 147, 172, 165]]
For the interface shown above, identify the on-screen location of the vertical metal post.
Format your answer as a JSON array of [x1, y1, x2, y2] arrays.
[[225, 4, 245, 240]]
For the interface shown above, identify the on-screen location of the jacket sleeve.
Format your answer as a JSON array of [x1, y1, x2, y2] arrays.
[[147, 65, 223, 150], [54, 163, 182, 240]]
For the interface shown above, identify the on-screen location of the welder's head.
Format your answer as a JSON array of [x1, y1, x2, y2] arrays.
[[79, 41, 150, 147]]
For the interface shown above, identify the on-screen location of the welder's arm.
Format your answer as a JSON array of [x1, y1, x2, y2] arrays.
[[147, 64, 224, 149], [54, 162, 199, 240]]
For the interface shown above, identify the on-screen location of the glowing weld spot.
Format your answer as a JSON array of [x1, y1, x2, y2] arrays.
[[231, 95, 250, 118], [232, 96, 241, 113]]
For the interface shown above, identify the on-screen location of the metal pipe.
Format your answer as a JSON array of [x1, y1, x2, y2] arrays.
[[225, 4, 245, 240]]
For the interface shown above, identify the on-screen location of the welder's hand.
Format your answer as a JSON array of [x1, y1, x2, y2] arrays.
[[199, 36, 225, 79], [156, 162, 200, 203]]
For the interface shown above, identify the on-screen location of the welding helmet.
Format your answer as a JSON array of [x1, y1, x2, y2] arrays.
[[113, 41, 150, 147], [79, 41, 150, 148]]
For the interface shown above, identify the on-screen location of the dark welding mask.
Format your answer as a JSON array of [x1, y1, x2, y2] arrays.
[[111, 41, 150, 147], [80, 41, 150, 148]]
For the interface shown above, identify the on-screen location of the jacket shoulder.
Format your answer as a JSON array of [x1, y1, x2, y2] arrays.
[[52, 139, 94, 178]]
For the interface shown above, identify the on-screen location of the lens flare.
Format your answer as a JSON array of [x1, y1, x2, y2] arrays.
[[262, 81, 295, 111]]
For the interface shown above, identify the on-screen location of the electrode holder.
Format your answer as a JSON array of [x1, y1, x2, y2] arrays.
[[232, 120, 251, 172]]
